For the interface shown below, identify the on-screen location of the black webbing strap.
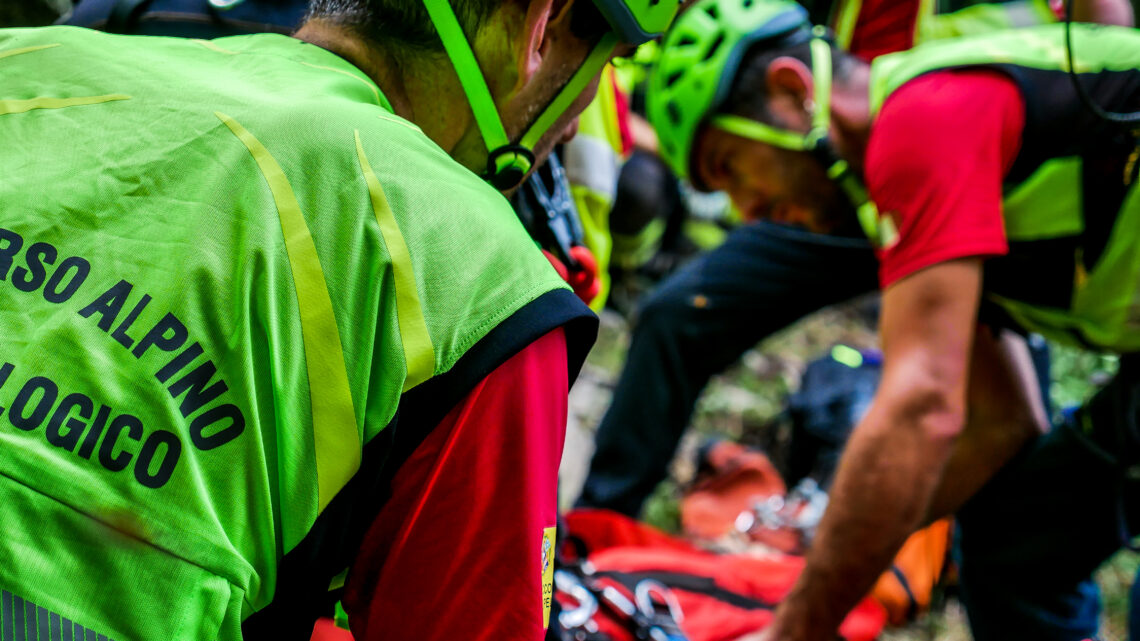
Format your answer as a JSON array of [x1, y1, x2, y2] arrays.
[[887, 564, 918, 621], [594, 569, 774, 611]]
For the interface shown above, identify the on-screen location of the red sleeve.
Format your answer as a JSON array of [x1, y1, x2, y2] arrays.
[[865, 70, 1024, 289], [342, 327, 569, 641]]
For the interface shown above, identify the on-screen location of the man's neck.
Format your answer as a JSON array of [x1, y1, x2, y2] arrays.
[[293, 20, 478, 161], [828, 62, 873, 173]]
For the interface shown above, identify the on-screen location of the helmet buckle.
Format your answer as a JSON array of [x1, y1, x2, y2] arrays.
[[485, 144, 536, 191]]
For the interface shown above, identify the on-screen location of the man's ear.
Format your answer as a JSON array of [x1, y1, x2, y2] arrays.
[[516, 0, 557, 87], [765, 56, 814, 130]]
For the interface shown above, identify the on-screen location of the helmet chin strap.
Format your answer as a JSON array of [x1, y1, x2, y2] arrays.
[[421, 0, 618, 191], [708, 33, 893, 248]]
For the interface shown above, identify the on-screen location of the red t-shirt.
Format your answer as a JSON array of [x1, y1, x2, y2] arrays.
[[340, 328, 569, 641], [865, 69, 1026, 288]]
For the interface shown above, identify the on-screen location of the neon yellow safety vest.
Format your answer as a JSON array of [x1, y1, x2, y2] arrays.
[[0, 25, 594, 640], [832, 0, 1057, 52], [563, 64, 627, 310]]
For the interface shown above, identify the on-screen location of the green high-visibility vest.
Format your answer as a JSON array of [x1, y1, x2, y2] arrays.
[[919, 0, 1057, 41], [0, 25, 592, 640], [868, 23, 1140, 352], [832, 0, 1057, 54]]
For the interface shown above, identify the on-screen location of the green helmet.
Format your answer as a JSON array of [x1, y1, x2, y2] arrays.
[[648, 0, 891, 247], [421, 0, 682, 190], [647, 0, 814, 182]]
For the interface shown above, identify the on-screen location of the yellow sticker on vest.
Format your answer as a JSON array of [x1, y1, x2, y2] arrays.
[[542, 526, 556, 629]]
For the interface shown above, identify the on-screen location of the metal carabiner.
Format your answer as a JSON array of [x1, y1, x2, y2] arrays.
[[599, 584, 639, 617], [555, 569, 599, 630], [526, 152, 584, 268], [634, 579, 685, 624]]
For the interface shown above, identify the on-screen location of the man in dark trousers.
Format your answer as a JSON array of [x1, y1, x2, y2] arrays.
[[645, 0, 1138, 639]]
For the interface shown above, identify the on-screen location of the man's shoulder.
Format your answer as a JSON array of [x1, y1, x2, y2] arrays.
[[866, 70, 1019, 289], [342, 113, 528, 237], [867, 69, 1022, 178]]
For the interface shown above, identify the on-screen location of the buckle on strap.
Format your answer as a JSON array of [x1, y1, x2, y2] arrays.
[[484, 144, 535, 192]]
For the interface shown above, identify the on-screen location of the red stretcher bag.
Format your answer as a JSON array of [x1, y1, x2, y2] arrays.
[[559, 509, 886, 641]]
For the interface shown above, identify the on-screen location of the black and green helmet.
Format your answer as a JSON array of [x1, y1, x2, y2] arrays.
[[647, 0, 892, 246], [647, 0, 833, 182]]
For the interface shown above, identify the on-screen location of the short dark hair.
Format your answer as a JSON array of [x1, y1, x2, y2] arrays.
[[307, 0, 610, 55], [719, 38, 853, 124], [307, 0, 496, 52]]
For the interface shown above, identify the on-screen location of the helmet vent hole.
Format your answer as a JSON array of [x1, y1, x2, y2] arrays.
[[705, 4, 719, 18], [667, 102, 682, 125], [743, 0, 754, 7], [703, 34, 725, 60], [677, 35, 697, 46], [666, 70, 683, 87]]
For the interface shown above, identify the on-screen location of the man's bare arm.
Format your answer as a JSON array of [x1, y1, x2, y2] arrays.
[[752, 258, 984, 641], [741, 268, 1048, 641]]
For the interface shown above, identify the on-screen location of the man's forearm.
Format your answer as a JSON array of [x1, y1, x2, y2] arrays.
[[770, 332, 1043, 639], [772, 401, 959, 640], [923, 330, 1047, 521], [761, 259, 983, 641]]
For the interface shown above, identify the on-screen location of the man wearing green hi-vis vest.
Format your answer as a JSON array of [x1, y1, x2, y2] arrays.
[[646, 0, 1140, 639], [0, 0, 680, 638]]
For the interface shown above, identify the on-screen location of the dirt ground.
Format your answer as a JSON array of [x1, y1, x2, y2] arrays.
[[560, 304, 1137, 640]]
